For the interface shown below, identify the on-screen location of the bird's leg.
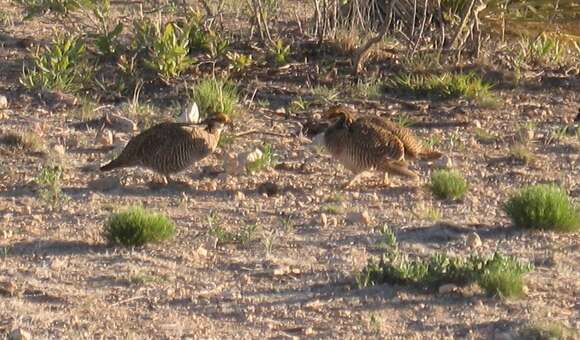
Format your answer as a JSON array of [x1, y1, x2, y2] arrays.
[[343, 171, 368, 189], [163, 175, 170, 185], [382, 172, 390, 186]]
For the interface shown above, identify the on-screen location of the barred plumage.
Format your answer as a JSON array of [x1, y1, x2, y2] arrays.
[[320, 105, 443, 188], [100, 113, 230, 183]]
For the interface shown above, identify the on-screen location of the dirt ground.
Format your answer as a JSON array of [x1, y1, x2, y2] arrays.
[[1, 1, 579, 339]]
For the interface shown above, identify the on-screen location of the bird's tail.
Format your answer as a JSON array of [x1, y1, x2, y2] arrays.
[[419, 149, 444, 160], [380, 160, 419, 179]]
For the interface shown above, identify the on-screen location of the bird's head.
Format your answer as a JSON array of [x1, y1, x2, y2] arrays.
[[204, 113, 232, 132], [322, 105, 356, 126]]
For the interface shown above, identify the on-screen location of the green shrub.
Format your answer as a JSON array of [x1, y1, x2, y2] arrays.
[[356, 226, 533, 298], [104, 206, 176, 247], [191, 78, 238, 118], [503, 184, 580, 232], [20, 33, 89, 92], [430, 169, 469, 201]]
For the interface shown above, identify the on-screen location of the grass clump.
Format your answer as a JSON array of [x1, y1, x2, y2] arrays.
[[104, 206, 176, 247], [20, 33, 89, 92], [387, 72, 493, 102], [191, 78, 238, 118], [503, 184, 580, 233], [430, 169, 469, 201], [35, 166, 67, 209], [356, 225, 533, 299]]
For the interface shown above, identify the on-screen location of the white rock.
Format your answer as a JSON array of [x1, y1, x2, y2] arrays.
[[245, 148, 263, 163], [0, 95, 8, 109], [438, 283, 458, 294]]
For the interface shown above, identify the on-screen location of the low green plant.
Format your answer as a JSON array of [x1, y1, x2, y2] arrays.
[[394, 113, 415, 128], [430, 169, 469, 201], [103, 205, 176, 247], [503, 184, 580, 232], [423, 136, 441, 149], [226, 51, 253, 72], [246, 143, 277, 173], [20, 33, 89, 92], [400, 51, 442, 73], [289, 96, 310, 112], [35, 166, 67, 208], [270, 39, 291, 65], [350, 79, 382, 99], [207, 211, 258, 245], [312, 85, 339, 103], [356, 226, 533, 298], [89, 0, 123, 59], [474, 127, 497, 144], [143, 21, 192, 83], [191, 78, 238, 118], [387, 72, 493, 103], [217, 132, 235, 148]]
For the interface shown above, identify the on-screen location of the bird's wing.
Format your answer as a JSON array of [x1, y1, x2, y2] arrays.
[[353, 119, 406, 161], [363, 116, 422, 159]]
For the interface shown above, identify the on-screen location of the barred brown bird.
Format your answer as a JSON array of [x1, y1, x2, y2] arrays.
[[318, 105, 442, 188], [100, 113, 230, 184]]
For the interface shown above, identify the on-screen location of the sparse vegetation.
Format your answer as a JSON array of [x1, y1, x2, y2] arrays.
[[207, 211, 258, 246], [103, 206, 176, 247], [430, 169, 469, 201], [503, 184, 580, 233], [226, 51, 253, 72], [14, 0, 90, 18], [246, 143, 277, 173], [191, 78, 238, 118], [509, 143, 534, 165], [35, 166, 67, 208], [386, 72, 493, 103], [357, 225, 533, 298], [0, 130, 44, 152]]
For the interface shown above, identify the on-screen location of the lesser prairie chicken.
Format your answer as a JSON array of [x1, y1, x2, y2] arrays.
[[318, 105, 442, 188], [100, 113, 230, 184]]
